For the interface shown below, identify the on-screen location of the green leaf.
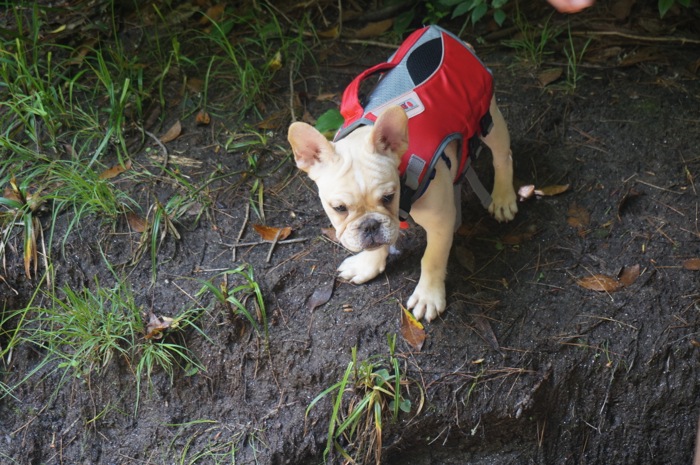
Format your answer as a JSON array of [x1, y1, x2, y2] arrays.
[[493, 8, 507, 26], [314, 108, 344, 135], [658, 0, 674, 17], [492, 0, 508, 8], [452, 2, 472, 18], [399, 398, 412, 412], [471, 3, 488, 23]]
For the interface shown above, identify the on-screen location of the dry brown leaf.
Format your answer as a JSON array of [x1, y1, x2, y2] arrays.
[[618, 264, 640, 287], [321, 227, 339, 243], [253, 224, 292, 241], [306, 281, 334, 312], [537, 68, 563, 87], [536, 184, 570, 196], [99, 160, 132, 180], [455, 246, 475, 273], [186, 77, 204, 94], [576, 274, 623, 292], [318, 26, 339, 39], [199, 4, 225, 25], [316, 92, 338, 102], [617, 188, 643, 220], [353, 19, 393, 39], [502, 225, 538, 245], [472, 315, 500, 352], [567, 203, 590, 229], [682, 258, 700, 271], [257, 109, 288, 130], [145, 312, 174, 340], [401, 306, 426, 352], [160, 120, 182, 143], [195, 110, 211, 126], [126, 211, 147, 233]]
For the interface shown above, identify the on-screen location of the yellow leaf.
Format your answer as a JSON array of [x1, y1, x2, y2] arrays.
[[400, 306, 426, 352]]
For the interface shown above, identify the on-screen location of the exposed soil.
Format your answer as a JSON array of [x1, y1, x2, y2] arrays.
[[2, 2, 700, 464]]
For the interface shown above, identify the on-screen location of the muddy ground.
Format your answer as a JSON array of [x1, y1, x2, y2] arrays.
[[1, 1, 700, 464]]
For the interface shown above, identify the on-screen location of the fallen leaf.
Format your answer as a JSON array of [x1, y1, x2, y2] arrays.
[[306, 281, 334, 312], [537, 68, 563, 87], [195, 110, 210, 126], [321, 227, 339, 243], [576, 274, 623, 292], [401, 306, 426, 352], [145, 312, 174, 339], [352, 19, 393, 39], [99, 160, 132, 180], [617, 188, 643, 220], [472, 314, 500, 352], [567, 203, 590, 229], [682, 258, 700, 270], [186, 77, 204, 94], [267, 50, 282, 72], [535, 184, 570, 196], [318, 25, 339, 39], [253, 224, 291, 241], [618, 264, 640, 287], [316, 92, 338, 102], [126, 211, 147, 233], [199, 3, 225, 25], [502, 224, 538, 245], [455, 246, 475, 272], [160, 120, 182, 143]]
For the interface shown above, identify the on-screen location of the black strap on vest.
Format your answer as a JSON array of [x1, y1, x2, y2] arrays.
[[398, 110, 493, 222]]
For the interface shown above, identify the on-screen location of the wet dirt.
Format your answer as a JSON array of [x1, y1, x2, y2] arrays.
[[1, 2, 700, 464]]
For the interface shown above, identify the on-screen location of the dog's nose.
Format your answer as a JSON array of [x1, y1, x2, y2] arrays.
[[362, 219, 381, 238]]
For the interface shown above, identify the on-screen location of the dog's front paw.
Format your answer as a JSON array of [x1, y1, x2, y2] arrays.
[[337, 248, 388, 284], [489, 185, 518, 222], [407, 281, 446, 322]]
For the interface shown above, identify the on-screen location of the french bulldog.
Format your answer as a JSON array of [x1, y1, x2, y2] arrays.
[[287, 28, 517, 322]]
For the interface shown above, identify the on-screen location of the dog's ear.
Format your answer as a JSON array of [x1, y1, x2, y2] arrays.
[[371, 106, 408, 159], [287, 122, 334, 172]]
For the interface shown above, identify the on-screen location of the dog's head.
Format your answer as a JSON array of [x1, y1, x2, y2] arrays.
[[288, 106, 408, 252]]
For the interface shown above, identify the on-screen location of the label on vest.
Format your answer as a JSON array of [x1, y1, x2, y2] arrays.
[[371, 91, 424, 120]]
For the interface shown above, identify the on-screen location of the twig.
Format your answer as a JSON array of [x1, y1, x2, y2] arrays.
[[289, 59, 296, 122], [144, 130, 169, 175], [226, 237, 311, 248], [573, 30, 700, 45], [266, 228, 282, 263], [233, 203, 250, 262]]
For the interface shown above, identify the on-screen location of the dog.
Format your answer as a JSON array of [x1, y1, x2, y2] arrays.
[[288, 26, 517, 322]]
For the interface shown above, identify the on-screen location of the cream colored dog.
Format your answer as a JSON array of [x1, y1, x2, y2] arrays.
[[288, 96, 516, 322]]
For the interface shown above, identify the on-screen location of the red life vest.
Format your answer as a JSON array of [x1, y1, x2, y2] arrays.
[[335, 25, 493, 220]]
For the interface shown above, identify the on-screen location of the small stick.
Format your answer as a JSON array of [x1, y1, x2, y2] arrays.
[[266, 228, 282, 263], [144, 130, 169, 176], [233, 203, 250, 262]]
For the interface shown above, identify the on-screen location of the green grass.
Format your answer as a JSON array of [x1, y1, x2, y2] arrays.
[[307, 335, 424, 464], [198, 264, 269, 342], [502, 10, 559, 68]]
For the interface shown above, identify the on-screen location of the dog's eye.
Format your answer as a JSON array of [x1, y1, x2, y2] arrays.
[[333, 205, 347, 213], [382, 193, 395, 204]]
